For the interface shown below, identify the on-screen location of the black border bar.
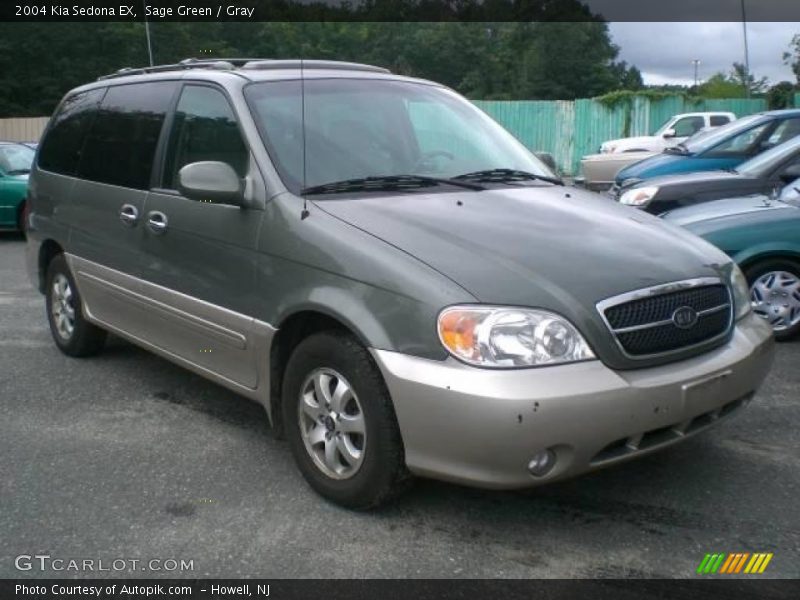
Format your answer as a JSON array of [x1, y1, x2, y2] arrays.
[[2, 0, 800, 22], [3, 579, 799, 600]]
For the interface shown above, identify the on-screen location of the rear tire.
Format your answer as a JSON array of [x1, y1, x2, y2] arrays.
[[45, 254, 107, 357], [282, 330, 410, 509], [744, 258, 800, 341]]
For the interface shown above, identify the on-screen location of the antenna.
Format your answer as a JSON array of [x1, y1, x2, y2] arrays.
[[300, 58, 310, 220]]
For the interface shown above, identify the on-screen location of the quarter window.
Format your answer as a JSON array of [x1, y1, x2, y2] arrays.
[[162, 86, 248, 190], [38, 88, 104, 176], [77, 81, 177, 190], [709, 115, 731, 127]]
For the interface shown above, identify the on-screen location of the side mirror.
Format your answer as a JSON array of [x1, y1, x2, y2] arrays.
[[779, 163, 800, 183], [662, 128, 677, 139], [535, 151, 558, 173], [177, 161, 243, 206]]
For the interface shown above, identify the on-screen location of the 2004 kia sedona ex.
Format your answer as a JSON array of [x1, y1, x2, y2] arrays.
[[26, 59, 775, 508]]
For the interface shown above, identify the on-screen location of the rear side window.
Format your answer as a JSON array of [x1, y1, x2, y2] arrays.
[[38, 88, 104, 176], [709, 115, 731, 127], [78, 81, 177, 190], [162, 85, 248, 190]]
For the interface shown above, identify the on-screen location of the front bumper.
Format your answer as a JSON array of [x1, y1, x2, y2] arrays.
[[372, 312, 774, 489]]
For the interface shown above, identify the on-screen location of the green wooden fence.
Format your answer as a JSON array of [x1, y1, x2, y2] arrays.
[[473, 96, 767, 175]]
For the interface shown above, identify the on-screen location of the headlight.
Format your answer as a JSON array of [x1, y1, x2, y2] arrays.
[[729, 264, 752, 321], [437, 306, 595, 368], [619, 186, 659, 206], [602, 144, 616, 154]]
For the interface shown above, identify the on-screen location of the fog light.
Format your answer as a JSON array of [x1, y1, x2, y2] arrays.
[[527, 449, 556, 477]]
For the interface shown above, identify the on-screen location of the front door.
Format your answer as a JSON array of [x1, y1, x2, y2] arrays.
[[138, 83, 263, 389]]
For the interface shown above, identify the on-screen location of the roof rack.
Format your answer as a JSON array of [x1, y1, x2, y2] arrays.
[[241, 60, 390, 73], [97, 58, 390, 81]]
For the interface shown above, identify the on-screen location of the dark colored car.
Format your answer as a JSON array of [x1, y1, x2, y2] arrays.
[[614, 110, 800, 186], [663, 180, 800, 339], [614, 134, 800, 214]]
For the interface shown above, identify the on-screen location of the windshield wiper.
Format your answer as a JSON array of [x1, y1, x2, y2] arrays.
[[6, 168, 30, 175], [452, 168, 563, 186], [300, 175, 485, 196]]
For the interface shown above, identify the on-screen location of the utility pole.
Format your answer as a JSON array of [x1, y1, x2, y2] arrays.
[[741, 0, 750, 97], [692, 59, 701, 88], [144, 0, 154, 66]]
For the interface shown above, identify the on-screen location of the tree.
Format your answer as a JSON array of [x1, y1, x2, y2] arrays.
[[730, 62, 768, 95], [697, 73, 747, 99], [783, 33, 800, 84], [766, 81, 797, 109]]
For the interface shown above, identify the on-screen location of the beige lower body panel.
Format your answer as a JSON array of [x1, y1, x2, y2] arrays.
[[372, 313, 775, 489], [66, 254, 275, 411]]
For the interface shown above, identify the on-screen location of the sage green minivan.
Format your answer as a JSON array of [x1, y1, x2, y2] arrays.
[[27, 59, 775, 508]]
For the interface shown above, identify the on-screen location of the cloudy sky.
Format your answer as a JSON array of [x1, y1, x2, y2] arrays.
[[609, 22, 799, 86]]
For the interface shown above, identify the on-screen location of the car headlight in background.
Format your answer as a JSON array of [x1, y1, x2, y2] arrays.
[[601, 144, 616, 154], [437, 306, 595, 367], [619, 186, 659, 206], [729, 263, 752, 321]]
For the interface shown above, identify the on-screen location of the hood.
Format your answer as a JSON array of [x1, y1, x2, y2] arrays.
[[603, 136, 658, 152], [615, 152, 688, 183], [6, 173, 29, 182], [663, 195, 797, 228], [316, 184, 729, 316], [633, 169, 744, 189]]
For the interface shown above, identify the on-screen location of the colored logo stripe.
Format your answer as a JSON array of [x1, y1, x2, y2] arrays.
[[698, 553, 773, 575]]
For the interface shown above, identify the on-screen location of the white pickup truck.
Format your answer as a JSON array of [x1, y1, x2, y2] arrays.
[[579, 112, 737, 191], [600, 112, 736, 154]]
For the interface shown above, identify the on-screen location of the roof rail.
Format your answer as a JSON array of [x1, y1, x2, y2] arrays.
[[97, 58, 242, 81], [240, 60, 390, 73], [97, 58, 390, 81]]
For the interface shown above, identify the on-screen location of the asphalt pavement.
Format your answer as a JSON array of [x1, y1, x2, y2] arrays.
[[1, 233, 798, 579]]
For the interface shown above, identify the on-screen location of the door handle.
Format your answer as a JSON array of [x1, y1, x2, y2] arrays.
[[146, 210, 168, 234], [119, 204, 139, 227]]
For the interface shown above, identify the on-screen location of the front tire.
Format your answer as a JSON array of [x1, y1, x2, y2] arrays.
[[45, 254, 107, 357], [745, 258, 800, 340], [282, 331, 410, 509]]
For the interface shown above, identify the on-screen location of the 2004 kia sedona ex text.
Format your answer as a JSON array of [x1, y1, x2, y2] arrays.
[[26, 59, 775, 508]]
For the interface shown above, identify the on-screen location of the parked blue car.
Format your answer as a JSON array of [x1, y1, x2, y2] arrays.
[[615, 110, 800, 186]]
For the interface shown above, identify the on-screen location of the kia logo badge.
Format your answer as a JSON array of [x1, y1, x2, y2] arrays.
[[672, 306, 698, 329]]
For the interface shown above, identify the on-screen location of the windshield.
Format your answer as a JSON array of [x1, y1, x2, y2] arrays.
[[780, 176, 800, 206], [737, 134, 800, 177], [244, 78, 552, 194], [652, 116, 675, 136], [0, 144, 35, 174], [681, 114, 764, 154]]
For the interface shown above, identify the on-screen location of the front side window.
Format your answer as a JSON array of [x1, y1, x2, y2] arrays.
[[0, 144, 35, 175], [704, 121, 773, 158], [672, 116, 704, 137], [77, 81, 177, 190], [244, 78, 551, 194], [38, 88, 104, 176], [162, 85, 249, 190]]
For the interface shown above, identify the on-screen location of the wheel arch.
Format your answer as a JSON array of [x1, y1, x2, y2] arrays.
[[267, 307, 383, 437], [37, 239, 65, 293]]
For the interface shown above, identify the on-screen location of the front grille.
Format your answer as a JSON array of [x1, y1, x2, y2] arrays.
[[600, 282, 732, 358]]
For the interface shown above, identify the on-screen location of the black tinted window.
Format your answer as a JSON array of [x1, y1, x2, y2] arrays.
[[709, 115, 731, 127], [162, 86, 248, 190], [78, 82, 176, 190], [38, 88, 104, 175]]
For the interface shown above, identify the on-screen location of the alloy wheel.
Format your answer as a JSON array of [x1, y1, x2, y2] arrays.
[[297, 368, 366, 480]]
